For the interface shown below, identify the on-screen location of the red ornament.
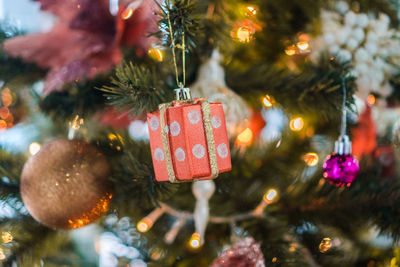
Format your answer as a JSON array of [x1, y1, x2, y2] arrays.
[[3, 0, 157, 95], [147, 88, 231, 183], [210, 238, 265, 267], [352, 104, 377, 158]]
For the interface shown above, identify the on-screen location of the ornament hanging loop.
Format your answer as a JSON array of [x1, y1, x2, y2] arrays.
[[340, 77, 347, 138], [174, 84, 192, 101]]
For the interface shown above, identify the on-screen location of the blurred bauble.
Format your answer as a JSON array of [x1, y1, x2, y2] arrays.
[[323, 153, 359, 187], [191, 50, 250, 137], [21, 139, 112, 229], [210, 237, 265, 267]]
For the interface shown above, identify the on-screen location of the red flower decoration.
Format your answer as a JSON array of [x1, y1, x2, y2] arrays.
[[3, 0, 157, 95]]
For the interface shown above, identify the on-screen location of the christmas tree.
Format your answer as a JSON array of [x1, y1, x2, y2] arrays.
[[1, 0, 400, 266]]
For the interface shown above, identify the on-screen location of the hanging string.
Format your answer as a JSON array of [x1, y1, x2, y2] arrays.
[[166, 1, 186, 87], [182, 30, 186, 86], [167, 11, 180, 86], [340, 77, 347, 137]]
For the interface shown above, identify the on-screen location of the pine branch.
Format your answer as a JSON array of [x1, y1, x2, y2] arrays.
[[100, 62, 167, 115], [154, 0, 203, 51]]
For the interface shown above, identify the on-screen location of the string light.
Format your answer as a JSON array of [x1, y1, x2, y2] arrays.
[[148, 48, 164, 62], [136, 207, 165, 233], [302, 153, 319, 166], [122, 8, 133, 19], [285, 46, 297, 56], [237, 27, 252, 43], [1, 232, 12, 243], [289, 117, 304, 131], [272, 257, 277, 263], [137, 219, 151, 233], [246, 6, 257, 16], [296, 41, 309, 51], [263, 188, 278, 203], [121, 0, 143, 20], [236, 128, 254, 145], [319, 237, 332, 253], [29, 142, 41, 156], [367, 94, 376, 105], [69, 115, 84, 130], [188, 233, 201, 249], [253, 188, 279, 216], [262, 95, 274, 108]]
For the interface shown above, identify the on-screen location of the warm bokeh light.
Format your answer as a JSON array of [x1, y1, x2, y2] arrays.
[[246, 6, 257, 16], [0, 248, 5, 260], [148, 48, 164, 62], [289, 117, 304, 131], [29, 142, 41, 156], [285, 46, 297, 56], [236, 128, 254, 145], [1, 88, 13, 107], [122, 8, 134, 20], [0, 107, 9, 120], [1, 232, 12, 243], [264, 188, 278, 203], [237, 27, 252, 42], [69, 115, 84, 130], [319, 237, 332, 253], [188, 233, 201, 249], [262, 95, 274, 107], [296, 41, 309, 51], [367, 94, 376, 105], [272, 257, 277, 263], [303, 152, 319, 166], [0, 120, 6, 130], [137, 218, 151, 233]]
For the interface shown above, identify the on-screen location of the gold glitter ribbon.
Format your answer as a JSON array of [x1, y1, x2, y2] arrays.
[[159, 99, 218, 183], [199, 99, 219, 180]]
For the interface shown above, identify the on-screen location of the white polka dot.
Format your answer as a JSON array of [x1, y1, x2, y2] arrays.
[[188, 110, 201, 124], [153, 148, 165, 161], [170, 121, 181, 136], [175, 148, 186, 162], [192, 144, 205, 159], [217, 143, 228, 158], [211, 115, 221, 129], [164, 125, 169, 134], [149, 116, 159, 131]]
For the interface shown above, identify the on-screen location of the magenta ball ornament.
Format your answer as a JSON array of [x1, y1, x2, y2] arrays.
[[323, 153, 360, 187]]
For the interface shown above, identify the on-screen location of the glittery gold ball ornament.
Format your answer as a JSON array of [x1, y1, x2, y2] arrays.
[[21, 139, 112, 230]]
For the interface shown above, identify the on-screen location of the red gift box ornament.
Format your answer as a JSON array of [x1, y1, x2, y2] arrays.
[[147, 87, 232, 182]]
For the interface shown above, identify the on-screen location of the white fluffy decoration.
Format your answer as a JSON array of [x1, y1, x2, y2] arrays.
[[311, 1, 400, 100]]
